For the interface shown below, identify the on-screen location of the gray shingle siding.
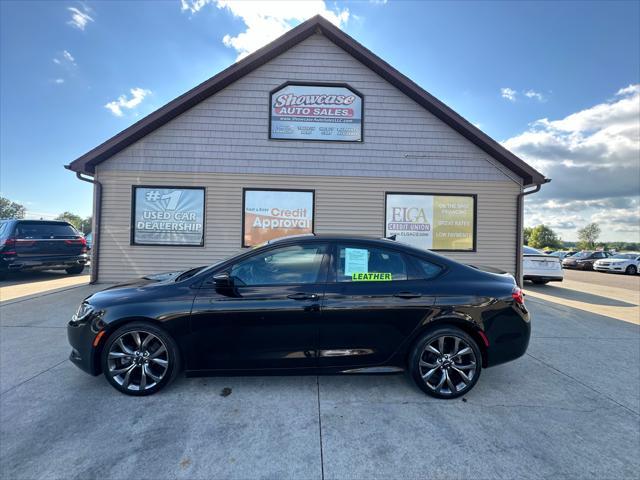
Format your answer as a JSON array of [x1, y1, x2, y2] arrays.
[[101, 34, 520, 185]]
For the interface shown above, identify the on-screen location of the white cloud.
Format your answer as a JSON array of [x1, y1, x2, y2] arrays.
[[524, 90, 545, 102], [501, 87, 517, 101], [104, 88, 152, 117], [53, 50, 76, 67], [505, 84, 640, 241], [54, 78, 65, 84], [67, 4, 94, 31], [181, 0, 350, 60]]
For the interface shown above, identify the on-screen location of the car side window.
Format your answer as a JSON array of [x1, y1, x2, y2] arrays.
[[229, 244, 326, 286], [593, 252, 605, 259], [336, 245, 408, 282], [413, 258, 443, 280]]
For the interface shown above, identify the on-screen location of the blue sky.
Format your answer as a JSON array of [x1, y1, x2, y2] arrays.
[[1, 1, 638, 241]]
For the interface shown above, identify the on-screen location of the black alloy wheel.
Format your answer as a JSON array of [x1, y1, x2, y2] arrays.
[[101, 322, 180, 396], [409, 327, 482, 399]]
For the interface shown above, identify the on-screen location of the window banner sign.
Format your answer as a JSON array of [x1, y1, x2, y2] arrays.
[[385, 194, 476, 251], [243, 189, 314, 247], [270, 84, 363, 142], [132, 187, 205, 246]]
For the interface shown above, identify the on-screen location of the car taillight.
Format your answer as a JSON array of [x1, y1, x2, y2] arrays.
[[65, 237, 87, 252], [512, 287, 525, 305], [1, 238, 17, 255]]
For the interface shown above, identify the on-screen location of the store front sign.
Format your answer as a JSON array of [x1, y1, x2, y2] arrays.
[[132, 186, 205, 246], [385, 193, 476, 251], [270, 83, 363, 141], [243, 189, 314, 247]]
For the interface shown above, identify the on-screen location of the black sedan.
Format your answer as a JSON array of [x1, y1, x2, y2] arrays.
[[68, 235, 530, 399], [562, 250, 611, 270]]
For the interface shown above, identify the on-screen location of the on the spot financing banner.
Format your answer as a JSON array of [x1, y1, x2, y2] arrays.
[[270, 84, 362, 141], [385, 194, 475, 251], [244, 190, 314, 246]]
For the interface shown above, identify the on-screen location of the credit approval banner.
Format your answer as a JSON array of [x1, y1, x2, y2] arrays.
[[385, 194, 475, 251], [133, 187, 205, 246], [270, 84, 362, 141], [243, 189, 314, 246]]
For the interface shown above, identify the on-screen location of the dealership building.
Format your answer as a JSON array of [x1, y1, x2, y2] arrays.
[[67, 15, 547, 284]]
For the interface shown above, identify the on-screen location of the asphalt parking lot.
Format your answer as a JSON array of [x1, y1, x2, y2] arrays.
[[1, 279, 638, 480]]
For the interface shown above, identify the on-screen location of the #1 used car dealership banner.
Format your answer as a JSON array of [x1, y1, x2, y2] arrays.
[[132, 187, 205, 246], [270, 84, 362, 141], [244, 189, 314, 246], [385, 194, 475, 251]]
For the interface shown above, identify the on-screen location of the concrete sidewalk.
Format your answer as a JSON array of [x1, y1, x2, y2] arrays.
[[1, 285, 638, 479]]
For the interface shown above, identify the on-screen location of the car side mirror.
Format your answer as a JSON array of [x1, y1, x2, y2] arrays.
[[213, 272, 233, 288]]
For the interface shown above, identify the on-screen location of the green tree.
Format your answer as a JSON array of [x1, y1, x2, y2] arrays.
[[523, 227, 533, 245], [577, 222, 601, 250], [528, 225, 563, 250], [0, 196, 26, 219], [55, 211, 84, 231]]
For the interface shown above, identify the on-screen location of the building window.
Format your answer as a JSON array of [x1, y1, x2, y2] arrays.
[[131, 186, 205, 246], [242, 189, 314, 247], [385, 193, 476, 252]]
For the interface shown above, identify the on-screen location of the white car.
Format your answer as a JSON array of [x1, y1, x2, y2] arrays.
[[523, 246, 563, 284], [593, 253, 639, 275]]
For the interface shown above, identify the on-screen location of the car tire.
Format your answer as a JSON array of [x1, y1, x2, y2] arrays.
[[101, 321, 181, 396], [65, 265, 85, 275], [408, 326, 482, 399], [532, 279, 549, 285], [626, 265, 638, 275]]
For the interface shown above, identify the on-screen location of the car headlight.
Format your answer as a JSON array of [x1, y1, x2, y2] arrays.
[[71, 302, 96, 324]]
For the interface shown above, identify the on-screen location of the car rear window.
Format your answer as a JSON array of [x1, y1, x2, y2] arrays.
[[16, 222, 78, 239], [523, 246, 543, 255]]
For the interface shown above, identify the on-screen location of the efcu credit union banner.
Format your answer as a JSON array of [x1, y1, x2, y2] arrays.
[[244, 190, 314, 246], [270, 84, 362, 141], [385, 194, 475, 251]]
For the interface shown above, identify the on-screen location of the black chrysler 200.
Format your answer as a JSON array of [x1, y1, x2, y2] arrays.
[[68, 235, 530, 399]]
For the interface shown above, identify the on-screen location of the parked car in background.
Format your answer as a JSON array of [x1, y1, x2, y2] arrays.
[[68, 234, 531, 398], [549, 250, 576, 260], [562, 251, 611, 270], [84, 232, 93, 251], [0, 220, 88, 280], [523, 246, 563, 284], [593, 253, 640, 275]]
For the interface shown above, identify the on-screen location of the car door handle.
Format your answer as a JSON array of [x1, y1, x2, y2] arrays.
[[394, 292, 422, 299], [287, 293, 319, 301]]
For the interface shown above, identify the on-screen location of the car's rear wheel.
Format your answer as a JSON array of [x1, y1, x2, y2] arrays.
[[626, 265, 637, 275], [101, 322, 180, 396], [65, 265, 85, 275], [532, 279, 549, 285], [409, 327, 482, 399]]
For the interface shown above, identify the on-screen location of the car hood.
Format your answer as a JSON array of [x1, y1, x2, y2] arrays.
[[85, 270, 185, 307], [599, 258, 628, 264]]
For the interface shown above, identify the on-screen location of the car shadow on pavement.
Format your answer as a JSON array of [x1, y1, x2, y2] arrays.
[[525, 282, 637, 308]]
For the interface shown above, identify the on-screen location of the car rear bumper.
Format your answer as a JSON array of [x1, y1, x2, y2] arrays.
[[484, 305, 531, 368], [524, 274, 563, 282], [2, 254, 88, 272]]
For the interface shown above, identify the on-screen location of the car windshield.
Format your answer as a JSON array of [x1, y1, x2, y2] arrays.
[[572, 251, 592, 259], [611, 253, 636, 260], [523, 246, 543, 255], [175, 248, 245, 281]]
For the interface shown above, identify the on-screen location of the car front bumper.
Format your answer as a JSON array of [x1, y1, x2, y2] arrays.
[[524, 275, 563, 282], [67, 317, 102, 376], [594, 265, 626, 273]]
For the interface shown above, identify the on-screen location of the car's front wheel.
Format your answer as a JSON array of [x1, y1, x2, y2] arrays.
[[409, 327, 482, 399], [626, 265, 638, 275], [101, 322, 180, 396]]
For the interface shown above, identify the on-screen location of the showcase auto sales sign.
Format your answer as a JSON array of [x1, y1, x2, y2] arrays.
[[270, 84, 363, 141]]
